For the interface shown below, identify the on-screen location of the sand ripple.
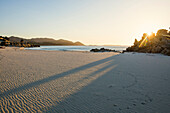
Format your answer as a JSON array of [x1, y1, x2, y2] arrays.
[[0, 50, 170, 113]]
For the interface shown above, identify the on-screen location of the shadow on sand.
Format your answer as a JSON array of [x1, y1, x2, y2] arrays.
[[0, 55, 119, 98], [43, 60, 119, 112]]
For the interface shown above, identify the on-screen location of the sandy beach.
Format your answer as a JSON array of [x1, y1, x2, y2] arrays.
[[0, 48, 170, 113]]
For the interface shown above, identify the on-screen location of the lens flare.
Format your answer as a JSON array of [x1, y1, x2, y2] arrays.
[[139, 36, 148, 47]]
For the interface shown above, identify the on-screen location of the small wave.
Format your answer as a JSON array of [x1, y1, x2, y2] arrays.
[[25, 46, 127, 52]]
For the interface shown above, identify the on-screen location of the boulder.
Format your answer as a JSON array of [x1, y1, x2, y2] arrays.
[[90, 48, 100, 52], [161, 48, 170, 56], [151, 46, 163, 53], [90, 48, 118, 52]]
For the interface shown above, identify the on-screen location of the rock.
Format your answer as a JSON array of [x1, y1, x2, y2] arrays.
[[151, 46, 163, 53], [161, 48, 170, 56], [122, 50, 126, 53], [161, 48, 167, 54], [141, 102, 146, 105], [113, 104, 117, 107], [125, 29, 170, 56], [90, 48, 100, 52], [133, 103, 136, 106], [90, 48, 118, 52]]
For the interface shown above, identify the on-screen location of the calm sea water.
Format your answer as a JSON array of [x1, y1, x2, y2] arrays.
[[25, 46, 128, 51]]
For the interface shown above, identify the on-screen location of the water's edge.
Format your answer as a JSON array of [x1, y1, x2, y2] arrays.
[[25, 46, 128, 52]]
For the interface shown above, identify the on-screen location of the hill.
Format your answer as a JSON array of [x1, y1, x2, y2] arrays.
[[9, 36, 84, 46]]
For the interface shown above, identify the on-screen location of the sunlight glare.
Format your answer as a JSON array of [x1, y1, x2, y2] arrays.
[[147, 32, 152, 36]]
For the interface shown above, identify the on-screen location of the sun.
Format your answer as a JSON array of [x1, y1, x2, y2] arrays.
[[147, 32, 152, 36]]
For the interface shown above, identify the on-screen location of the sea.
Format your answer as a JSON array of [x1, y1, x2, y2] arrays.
[[25, 45, 128, 52]]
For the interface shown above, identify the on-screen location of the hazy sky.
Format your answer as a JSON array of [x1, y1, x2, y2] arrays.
[[0, 0, 170, 45]]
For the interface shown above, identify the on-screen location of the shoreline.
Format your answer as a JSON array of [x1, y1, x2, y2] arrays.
[[1, 47, 167, 56], [1, 46, 123, 53]]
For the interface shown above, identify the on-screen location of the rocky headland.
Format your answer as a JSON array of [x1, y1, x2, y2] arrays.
[[125, 29, 170, 56]]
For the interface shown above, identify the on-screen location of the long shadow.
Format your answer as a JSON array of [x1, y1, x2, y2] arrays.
[[43, 58, 118, 113], [43, 53, 170, 113], [0, 55, 118, 97], [70, 60, 116, 88]]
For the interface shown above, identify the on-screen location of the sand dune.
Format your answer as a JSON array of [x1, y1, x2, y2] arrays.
[[0, 49, 170, 113]]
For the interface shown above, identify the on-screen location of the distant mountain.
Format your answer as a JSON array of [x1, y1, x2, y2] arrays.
[[9, 36, 85, 46]]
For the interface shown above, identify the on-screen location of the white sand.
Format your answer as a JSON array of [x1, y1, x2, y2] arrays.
[[0, 48, 170, 113]]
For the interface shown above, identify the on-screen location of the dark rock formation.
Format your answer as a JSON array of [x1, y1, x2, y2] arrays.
[[125, 29, 170, 56], [90, 48, 119, 52]]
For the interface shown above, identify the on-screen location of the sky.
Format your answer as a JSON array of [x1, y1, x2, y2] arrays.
[[0, 0, 170, 45]]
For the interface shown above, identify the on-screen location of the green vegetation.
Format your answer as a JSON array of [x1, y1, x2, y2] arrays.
[[0, 36, 40, 47], [0, 36, 10, 46]]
